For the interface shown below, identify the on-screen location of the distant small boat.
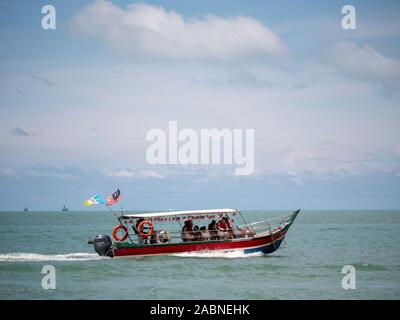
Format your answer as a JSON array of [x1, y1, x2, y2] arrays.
[[61, 205, 69, 212], [23, 207, 29, 212]]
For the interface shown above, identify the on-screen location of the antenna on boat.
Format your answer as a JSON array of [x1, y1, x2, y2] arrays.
[[237, 209, 249, 229], [104, 204, 119, 220]]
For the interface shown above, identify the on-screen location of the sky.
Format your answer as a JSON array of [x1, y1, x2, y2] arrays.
[[0, 0, 399, 211]]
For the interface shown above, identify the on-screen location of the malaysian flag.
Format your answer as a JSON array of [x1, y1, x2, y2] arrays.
[[106, 189, 122, 206]]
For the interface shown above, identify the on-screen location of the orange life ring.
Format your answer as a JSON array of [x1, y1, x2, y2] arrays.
[[137, 220, 154, 239], [216, 220, 231, 232], [112, 225, 128, 241]]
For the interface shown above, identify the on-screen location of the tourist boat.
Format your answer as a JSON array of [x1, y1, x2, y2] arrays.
[[89, 208, 300, 258]]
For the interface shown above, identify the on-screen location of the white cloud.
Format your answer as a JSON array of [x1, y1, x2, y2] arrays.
[[102, 169, 168, 179], [69, 0, 287, 60], [280, 150, 314, 172], [284, 170, 304, 186], [330, 41, 400, 81], [137, 170, 169, 179], [274, 148, 392, 178], [0, 168, 17, 177]]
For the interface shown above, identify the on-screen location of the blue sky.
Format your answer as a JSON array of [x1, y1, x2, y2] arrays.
[[0, 0, 399, 210]]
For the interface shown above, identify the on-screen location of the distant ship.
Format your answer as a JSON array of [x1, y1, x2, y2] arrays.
[[61, 205, 69, 212], [23, 207, 29, 212]]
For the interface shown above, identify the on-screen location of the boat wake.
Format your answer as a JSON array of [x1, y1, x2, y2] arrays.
[[170, 250, 264, 259], [0, 252, 108, 262]]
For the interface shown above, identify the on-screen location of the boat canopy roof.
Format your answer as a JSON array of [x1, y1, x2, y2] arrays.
[[121, 208, 238, 219]]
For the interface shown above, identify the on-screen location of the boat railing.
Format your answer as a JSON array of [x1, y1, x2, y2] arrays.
[[237, 214, 291, 232], [237, 214, 290, 228]]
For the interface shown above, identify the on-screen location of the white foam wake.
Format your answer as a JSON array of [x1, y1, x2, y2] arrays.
[[170, 250, 264, 259], [0, 252, 108, 262]]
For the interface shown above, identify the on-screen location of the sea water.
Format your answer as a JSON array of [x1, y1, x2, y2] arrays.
[[0, 210, 399, 299]]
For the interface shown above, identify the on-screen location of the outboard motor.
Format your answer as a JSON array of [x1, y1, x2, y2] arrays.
[[93, 235, 114, 258]]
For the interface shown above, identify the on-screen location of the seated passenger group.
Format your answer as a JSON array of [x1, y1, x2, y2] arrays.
[[181, 216, 245, 242]]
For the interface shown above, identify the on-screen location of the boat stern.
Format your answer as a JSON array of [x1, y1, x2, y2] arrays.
[[89, 235, 114, 258]]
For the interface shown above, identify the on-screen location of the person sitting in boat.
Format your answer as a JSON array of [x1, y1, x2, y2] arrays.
[[216, 216, 232, 230], [199, 226, 211, 241], [216, 216, 233, 239], [181, 219, 195, 242], [207, 220, 218, 240], [193, 225, 202, 241]]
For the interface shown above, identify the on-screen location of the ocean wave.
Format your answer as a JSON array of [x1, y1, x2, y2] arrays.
[[351, 262, 388, 271], [320, 227, 343, 231], [170, 250, 264, 259], [0, 252, 108, 262]]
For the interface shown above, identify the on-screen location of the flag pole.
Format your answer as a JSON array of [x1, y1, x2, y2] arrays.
[[103, 193, 133, 243], [104, 204, 122, 223]]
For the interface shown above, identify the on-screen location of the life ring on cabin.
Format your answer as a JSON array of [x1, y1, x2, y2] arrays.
[[216, 220, 232, 232], [112, 225, 129, 241], [137, 220, 154, 239]]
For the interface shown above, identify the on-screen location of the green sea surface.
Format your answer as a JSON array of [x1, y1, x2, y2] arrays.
[[0, 210, 399, 299]]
